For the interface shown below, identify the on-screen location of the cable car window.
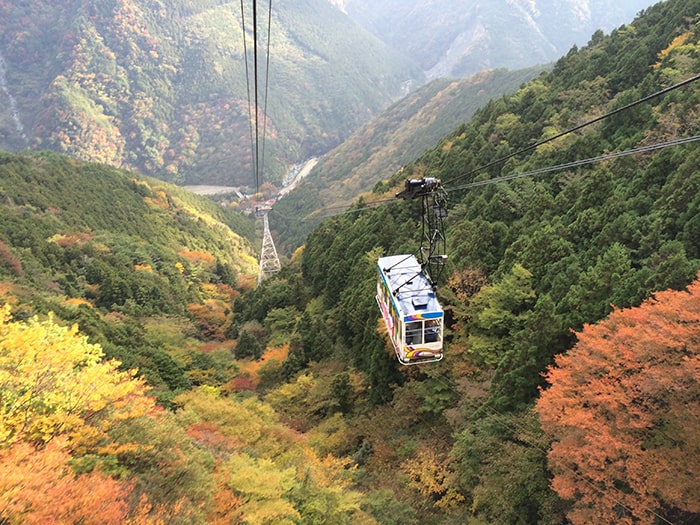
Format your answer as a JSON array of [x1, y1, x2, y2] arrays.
[[424, 320, 441, 343], [405, 321, 423, 345]]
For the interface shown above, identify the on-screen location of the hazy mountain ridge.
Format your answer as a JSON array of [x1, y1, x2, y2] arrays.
[[337, 0, 657, 78]]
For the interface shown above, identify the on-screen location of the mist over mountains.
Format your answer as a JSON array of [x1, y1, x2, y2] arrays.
[[337, 0, 656, 78]]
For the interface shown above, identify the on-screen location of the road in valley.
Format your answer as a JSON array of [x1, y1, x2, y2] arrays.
[[184, 157, 318, 198]]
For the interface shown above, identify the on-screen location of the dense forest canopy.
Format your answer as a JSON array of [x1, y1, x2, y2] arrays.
[[0, 0, 699, 523]]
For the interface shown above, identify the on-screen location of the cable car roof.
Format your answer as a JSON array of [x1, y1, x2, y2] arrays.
[[378, 254, 443, 319]]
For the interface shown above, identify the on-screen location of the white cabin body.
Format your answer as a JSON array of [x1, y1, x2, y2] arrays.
[[376, 254, 444, 365]]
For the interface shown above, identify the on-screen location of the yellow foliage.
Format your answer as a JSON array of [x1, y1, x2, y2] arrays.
[[290, 245, 304, 264], [401, 447, 465, 511], [0, 304, 154, 448], [134, 263, 154, 272], [201, 282, 231, 300], [654, 31, 693, 68], [61, 297, 94, 308]]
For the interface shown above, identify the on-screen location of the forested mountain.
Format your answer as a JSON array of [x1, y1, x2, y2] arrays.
[[0, 0, 419, 186], [271, 66, 547, 252], [0, 0, 657, 190], [239, 0, 700, 522], [1, 0, 699, 523], [0, 151, 259, 400]]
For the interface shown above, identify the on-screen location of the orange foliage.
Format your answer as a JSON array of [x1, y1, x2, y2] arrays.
[[50, 232, 94, 248], [62, 297, 94, 308], [178, 250, 216, 269], [208, 486, 244, 525], [236, 344, 289, 384], [226, 375, 257, 393], [536, 275, 700, 524], [187, 299, 230, 340], [216, 283, 239, 301], [0, 439, 131, 524], [143, 189, 169, 209], [237, 273, 257, 293], [0, 284, 14, 301], [199, 340, 236, 354]]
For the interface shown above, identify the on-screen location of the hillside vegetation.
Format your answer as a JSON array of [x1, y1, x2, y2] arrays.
[[271, 66, 547, 252], [0, 0, 699, 523], [0, 151, 259, 402], [0, 0, 419, 186], [237, 0, 700, 522]]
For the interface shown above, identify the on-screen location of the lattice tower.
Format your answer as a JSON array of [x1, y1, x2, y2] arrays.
[[258, 212, 281, 284]]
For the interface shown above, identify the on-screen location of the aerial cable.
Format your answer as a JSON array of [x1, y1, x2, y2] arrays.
[[278, 74, 700, 222], [239, 0, 256, 191], [252, 0, 260, 195], [259, 0, 273, 190], [446, 134, 700, 194], [240, 1, 274, 198], [442, 72, 700, 188], [284, 134, 699, 224]]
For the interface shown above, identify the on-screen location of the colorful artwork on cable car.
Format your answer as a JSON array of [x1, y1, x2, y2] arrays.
[[376, 254, 444, 365]]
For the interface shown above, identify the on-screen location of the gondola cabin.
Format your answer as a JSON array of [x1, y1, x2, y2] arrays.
[[376, 254, 444, 365]]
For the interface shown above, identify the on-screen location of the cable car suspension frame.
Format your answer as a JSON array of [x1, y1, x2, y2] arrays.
[[396, 177, 448, 291]]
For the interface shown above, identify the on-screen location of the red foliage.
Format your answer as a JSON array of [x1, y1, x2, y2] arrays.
[[536, 275, 700, 524], [229, 375, 257, 393], [0, 240, 23, 278]]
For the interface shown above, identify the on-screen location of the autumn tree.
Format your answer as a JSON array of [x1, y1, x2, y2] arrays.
[[0, 439, 132, 524], [0, 305, 154, 449], [0, 305, 181, 524], [536, 276, 700, 525]]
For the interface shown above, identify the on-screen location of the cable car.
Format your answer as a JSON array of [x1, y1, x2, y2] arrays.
[[376, 254, 444, 365]]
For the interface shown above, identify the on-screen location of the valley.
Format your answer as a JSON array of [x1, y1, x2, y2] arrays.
[[0, 1, 699, 524]]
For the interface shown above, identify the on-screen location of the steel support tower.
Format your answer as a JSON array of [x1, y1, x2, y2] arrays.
[[258, 212, 281, 284]]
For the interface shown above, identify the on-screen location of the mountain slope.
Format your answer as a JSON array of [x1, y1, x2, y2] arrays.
[[271, 66, 547, 252], [235, 0, 700, 521], [0, 150, 258, 310], [337, 0, 657, 78], [0, 0, 659, 190], [0, 0, 420, 186]]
